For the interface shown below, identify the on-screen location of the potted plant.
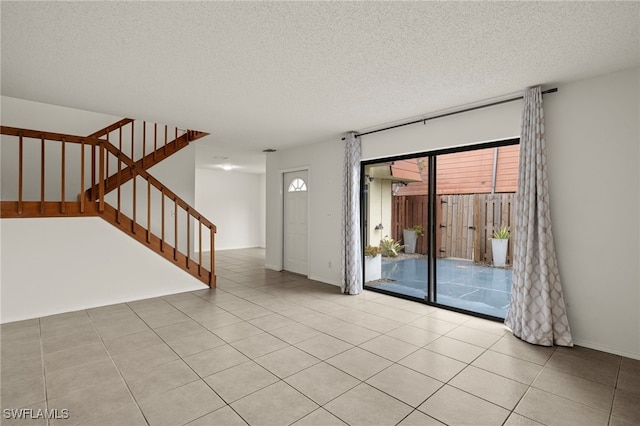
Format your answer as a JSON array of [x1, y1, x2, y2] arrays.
[[364, 245, 382, 282], [491, 225, 510, 267], [403, 225, 424, 254], [380, 238, 403, 258]]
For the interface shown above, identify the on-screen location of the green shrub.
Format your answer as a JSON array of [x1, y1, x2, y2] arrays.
[[380, 238, 403, 257], [492, 225, 511, 239], [364, 245, 381, 257], [411, 225, 424, 237]]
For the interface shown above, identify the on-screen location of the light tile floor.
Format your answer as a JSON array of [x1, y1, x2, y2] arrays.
[[2, 248, 639, 426]]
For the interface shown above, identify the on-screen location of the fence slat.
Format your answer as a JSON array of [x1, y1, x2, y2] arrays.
[[473, 195, 478, 259]]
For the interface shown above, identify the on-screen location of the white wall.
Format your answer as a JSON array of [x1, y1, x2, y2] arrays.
[[366, 179, 393, 245], [259, 173, 266, 248], [543, 67, 639, 359], [195, 168, 265, 250], [265, 67, 640, 359], [362, 100, 522, 160], [266, 141, 343, 285], [1, 218, 204, 323], [1, 96, 120, 134]]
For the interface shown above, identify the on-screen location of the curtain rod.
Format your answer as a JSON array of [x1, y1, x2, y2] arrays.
[[344, 87, 558, 140]]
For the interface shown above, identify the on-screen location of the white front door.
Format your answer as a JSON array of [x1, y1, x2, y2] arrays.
[[283, 170, 308, 275]]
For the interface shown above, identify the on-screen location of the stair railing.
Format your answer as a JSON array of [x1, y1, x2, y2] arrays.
[[84, 119, 211, 199], [87, 118, 189, 164], [0, 125, 216, 286]]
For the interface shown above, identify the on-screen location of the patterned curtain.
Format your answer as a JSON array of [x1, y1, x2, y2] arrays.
[[505, 86, 572, 346], [341, 132, 362, 295]]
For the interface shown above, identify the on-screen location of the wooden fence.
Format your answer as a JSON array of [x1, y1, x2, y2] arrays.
[[391, 195, 428, 254], [392, 193, 516, 265]]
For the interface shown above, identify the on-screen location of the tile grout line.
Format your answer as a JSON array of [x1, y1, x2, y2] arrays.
[[83, 306, 152, 426], [123, 297, 238, 424], [38, 317, 51, 426], [153, 287, 320, 425]]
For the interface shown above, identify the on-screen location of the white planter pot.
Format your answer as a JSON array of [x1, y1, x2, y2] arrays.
[[364, 254, 382, 282], [403, 230, 417, 254], [491, 238, 508, 267]]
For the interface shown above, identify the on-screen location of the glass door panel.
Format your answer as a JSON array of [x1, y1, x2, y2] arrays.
[[434, 146, 518, 318], [363, 158, 429, 300]]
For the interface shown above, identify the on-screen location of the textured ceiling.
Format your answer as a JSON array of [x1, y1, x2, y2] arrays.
[[2, 1, 639, 173]]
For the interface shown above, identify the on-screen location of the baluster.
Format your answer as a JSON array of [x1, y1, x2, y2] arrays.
[[198, 219, 202, 275], [142, 121, 146, 167], [164, 125, 168, 155], [131, 121, 135, 161], [117, 155, 121, 224], [18, 133, 23, 214], [153, 123, 157, 161], [105, 131, 109, 177], [161, 189, 165, 252], [119, 124, 123, 152], [174, 200, 178, 260], [91, 144, 96, 201], [210, 227, 215, 285], [147, 180, 151, 243], [80, 140, 85, 213], [40, 136, 45, 214], [98, 144, 105, 213], [61, 138, 66, 214], [186, 209, 191, 269], [132, 174, 137, 234]]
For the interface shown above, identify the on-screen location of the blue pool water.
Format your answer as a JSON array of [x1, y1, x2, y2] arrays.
[[373, 258, 512, 318]]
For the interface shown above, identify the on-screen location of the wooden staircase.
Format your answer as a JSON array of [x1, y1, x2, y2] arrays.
[[0, 120, 216, 286]]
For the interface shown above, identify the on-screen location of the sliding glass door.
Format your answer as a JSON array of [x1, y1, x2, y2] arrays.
[[362, 140, 518, 320]]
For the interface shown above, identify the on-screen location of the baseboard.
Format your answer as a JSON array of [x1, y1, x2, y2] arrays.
[[264, 264, 281, 271], [308, 274, 340, 287], [572, 338, 640, 361]]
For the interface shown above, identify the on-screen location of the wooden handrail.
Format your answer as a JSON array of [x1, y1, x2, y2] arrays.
[[86, 118, 134, 139], [1, 126, 107, 145], [1, 124, 208, 147]]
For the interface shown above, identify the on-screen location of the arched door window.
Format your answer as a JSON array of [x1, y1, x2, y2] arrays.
[[288, 178, 307, 192]]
